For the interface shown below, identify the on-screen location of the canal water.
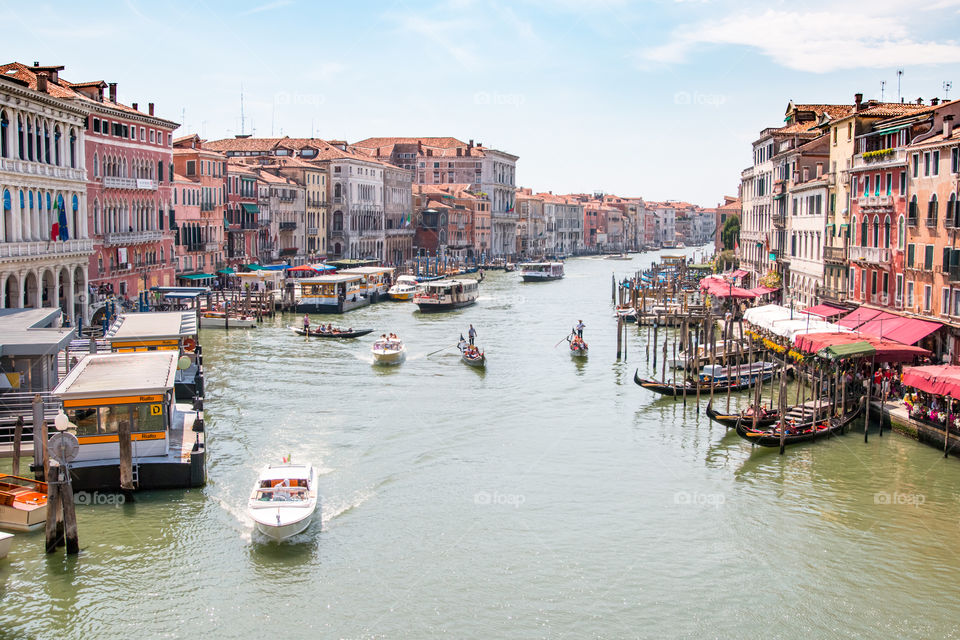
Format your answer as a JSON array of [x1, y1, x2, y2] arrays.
[[3, 247, 960, 639]]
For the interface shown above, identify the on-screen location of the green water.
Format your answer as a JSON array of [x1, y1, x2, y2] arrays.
[[2, 248, 960, 639]]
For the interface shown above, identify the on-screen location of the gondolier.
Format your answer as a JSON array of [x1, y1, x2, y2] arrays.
[[576, 320, 585, 338], [303, 314, 310, 332], [468, 324, 477, 346]]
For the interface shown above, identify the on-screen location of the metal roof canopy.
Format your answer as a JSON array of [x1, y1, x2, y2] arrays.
[[297, 274, 365, 283], [53, 351, 178, 399], [106, 311, 198, 342], [0, 308, 76, 357]]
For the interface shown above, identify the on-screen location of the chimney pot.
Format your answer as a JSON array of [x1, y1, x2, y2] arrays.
[[109, 82, 117, 103], [917, 97, 923, 105], [36, 72, 48, 93], [945, 115, 955, 139], [816, 162, 823, 178], [33, 61, 39, 67], [148, 103, 154, 116], [854, 93, 863, 111], [132, 102, 138, 111]]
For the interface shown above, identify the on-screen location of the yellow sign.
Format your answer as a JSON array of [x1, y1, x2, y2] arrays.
[[64, 394, 164, 408], [77, 432, 166, 444], [150, 404, 163, 416]]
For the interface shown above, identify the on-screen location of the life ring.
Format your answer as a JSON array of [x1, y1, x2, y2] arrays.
[[183, 337, 197, 352]]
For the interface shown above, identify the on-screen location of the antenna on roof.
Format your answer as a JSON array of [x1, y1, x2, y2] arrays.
[[944, 81, 953, 100], [240, 82, 245, 136], [897, 69, 904, 103], [880, 80, 886, 102]]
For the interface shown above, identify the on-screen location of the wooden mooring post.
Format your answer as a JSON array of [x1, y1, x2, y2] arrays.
[[12, 416, 23, 477]]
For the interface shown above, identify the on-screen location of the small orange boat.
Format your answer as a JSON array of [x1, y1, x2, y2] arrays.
[[0, 475, 48, 532]]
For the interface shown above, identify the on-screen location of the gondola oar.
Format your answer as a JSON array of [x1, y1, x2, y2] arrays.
[[426, 343, 460, 357], [553, 333, 572, 348]]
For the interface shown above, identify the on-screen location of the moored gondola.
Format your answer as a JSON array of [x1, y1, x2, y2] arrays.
[[705, 400, 780, 428], [633, 369, 773, 396], [734, 401, 863, 447], [290, 327, 373, 339]]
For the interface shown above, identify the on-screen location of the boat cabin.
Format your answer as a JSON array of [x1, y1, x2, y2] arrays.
[[294, 274, 368, 313], [339, 266, 395, 299]]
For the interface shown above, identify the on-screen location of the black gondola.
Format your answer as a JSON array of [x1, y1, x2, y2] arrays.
[[290, 327, 374, 339], [705, 400, 780, 428], [734, 401, 863, 447], [633, 369, 774, 396]]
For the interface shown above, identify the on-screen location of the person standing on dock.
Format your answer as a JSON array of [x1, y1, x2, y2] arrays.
[[576, 320, 585, 339], [468, 324, 477, 345]]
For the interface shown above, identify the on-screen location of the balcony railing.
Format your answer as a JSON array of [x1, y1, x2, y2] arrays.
[[103, 229, 166, 246], [0, 157, 86, 182], [0, 238, 94, 260], [307, 227, 319, 236], [201, 202, 214, 211], [849, 246, 890, 264], [852, 148, 907, 169], [950, 265, 960, 282], [907, 216, 918, 227], [772, 214, 786, 227], [816, 284, 847, 303], [926, 217, 939, 228], [103, 176, 158, 190], [858, 194, 895, 208], [279, 221, 297, 231], [824, 246, 847, 263]]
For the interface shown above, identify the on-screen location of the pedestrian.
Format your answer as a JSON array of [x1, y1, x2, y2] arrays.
[[468, 324, 477, 346], [576, 319, 585, 339]]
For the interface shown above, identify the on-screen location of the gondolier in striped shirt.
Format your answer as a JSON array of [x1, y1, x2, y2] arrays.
[[303, 314, 310, 333], [468, 324, 477, 345]]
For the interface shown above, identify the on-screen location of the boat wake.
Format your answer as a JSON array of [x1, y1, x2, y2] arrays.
[[322, 488, 375, 524]]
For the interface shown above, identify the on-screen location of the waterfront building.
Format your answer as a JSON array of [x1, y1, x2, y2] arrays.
[[172, 135, 226, 280], [0, 63, 93, 324], [225, 161, 260, 267], [351, 137, 518, 258], [383, 164, 414, 266], [715, 196, 740, 254], [257, 170, 305, 264], [170, 172, 207, 281], [516, 188, 546, 258], [412, 183, 481, 262], [268, 156, 328, 261], [537, 193, 583, 256]]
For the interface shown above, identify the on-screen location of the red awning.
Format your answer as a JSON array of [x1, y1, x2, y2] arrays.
[[746, 286, 778, 297], [700, 277, 758, 299], [731, 269, 748, 278], [794, 332, 930, 362], [286, 264, 317, 272], [801, 303, 847, 319], [836, 307, 885, 328], [845, 314, 941, 345], [902, 365, 960, 396]]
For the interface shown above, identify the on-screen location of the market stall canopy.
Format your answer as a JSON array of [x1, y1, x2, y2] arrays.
[[217, 267, 236, 275], [178, 273, 215, 280], [743, 304, 850, 339], [836, 307, 941, 345], [746, 286, 779, 297], [817, 341, 875, 361], [699, 276, 758, 299], [795, 332, 930, 362], [836, 307, 893, 329], [731, 269, 748, 278], [902, 365, 960, 397], [286, 264, 318, 273], [800, 303, 847, 319]]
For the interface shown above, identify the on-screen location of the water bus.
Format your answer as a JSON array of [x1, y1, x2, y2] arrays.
[[520, 262, 564, 282], [292, 274, 368, 313], [414, 279, 479, 312]]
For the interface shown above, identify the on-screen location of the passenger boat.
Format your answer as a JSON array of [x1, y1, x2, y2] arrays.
[[372, 336, 406, 365], [667, 341, 747, 369], [291, 326, 373, 339], [199, 311, 257, 329], [0, 531, 12, 559], [0, 475, 48, 532], [387, 275, 418, 301], [698, 362, 777, 385], [632, 367, 774, 396], [339, 266, 395, 302], [705, 400, 780, 428], [520, 262, 564, 282], [459, 342, 486, 368], [248, 462, 318, 540], [569, 336, 589, 358], [735, 402, 863, 447], [292, 274, 369, 313], [414, 279, 479, 312]]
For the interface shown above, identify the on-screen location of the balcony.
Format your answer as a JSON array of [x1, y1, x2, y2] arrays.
[[103, 229, 166, 246], [279, 221, 297, 231], [772, 214, 785, 227], [907, 216, 918, 227], [926, 217, 939, 229], [824, 246, 847, 264], [307, 227, 319, 236], [950, 265, 960, 282], [0, 238, 94, 261], [201, 202, 215, 212], [204, 242, 219, 252], [103, 176, 158, 190], [816, 284, 847, 303], [852, 147, 907, 169], [0, 157, 86, 182], [849, 246, 890, 264], [858, 194, 895, 209], [333, 196, 343, 204], [386, 228, 412, 236]]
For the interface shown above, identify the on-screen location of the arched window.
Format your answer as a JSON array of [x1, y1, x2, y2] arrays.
[[883, 215, 891, 248], [910, 195, 919, 220], [69, 129, 76, 168], [93, 199, 100, 235], [26, 118, 33, 160], [157, 160, 163, 183], [898, 215, 905, 250], [54, 126, 61, 165], [71, 195, 78, 239], [2, 189, 11, 242], [0, 111, 8, 158], [334, 183, 342, 199], [950, 193, 958, 228], [43, 123, 50, 164], [17, 116, 24, 159], [34, 119, 41, 162], [872, 215, 880, 247], [929, 193, 939, 223], [851, 215, 857, 245], [333, 211, 343, 231], [860, 216, 868, 247]]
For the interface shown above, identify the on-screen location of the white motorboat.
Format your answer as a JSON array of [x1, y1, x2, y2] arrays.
[[520, 262, 564, 282], [372, 336, 406, 365], [200, 311, 257, 329], [387, 275, 418, 301], [248, 462, 318, 540], [0, 532, 12, 559], [0, 475, 47, 532]]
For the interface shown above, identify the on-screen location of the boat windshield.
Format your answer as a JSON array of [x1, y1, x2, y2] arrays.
[[255, 488, 310, 502]]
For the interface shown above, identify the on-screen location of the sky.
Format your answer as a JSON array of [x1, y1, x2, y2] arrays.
[[4, 0, 960, 206]]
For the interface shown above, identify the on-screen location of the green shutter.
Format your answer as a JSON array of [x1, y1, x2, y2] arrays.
[[925, 245, 934, 270], [907, 244, 915, 268]]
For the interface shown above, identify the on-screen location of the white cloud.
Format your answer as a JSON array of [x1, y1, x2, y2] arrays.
[[637, 9, 960, 72]]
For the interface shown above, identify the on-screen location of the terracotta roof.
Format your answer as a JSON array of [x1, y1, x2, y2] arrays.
[[354, 136, 466, 149]]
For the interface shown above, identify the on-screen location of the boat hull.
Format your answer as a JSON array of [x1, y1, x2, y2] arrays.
[[388, 292, 414, 301], [200, 316, 257, 329], [705, 400, 780, 428], [294, 297, 370, 314], [633, 369, 772, 396], [735, 402, 862, 447], [0, 504, 46, 532], [254, 513, 314, 540], [521, 274, 563, 282], [291, 327, 373, 339], [0, 532, 11, 559], [415, 299, 477, 312], [372, 349, 406, 365], [461, 353, 486, 368]]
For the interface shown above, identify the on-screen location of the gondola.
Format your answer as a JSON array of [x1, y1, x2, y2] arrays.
[[734, 401, 863, 447], [705, 400, 780, 428], [633, 369, 773, 396], [290, 327, 373, 339], [459, 346, 486, 368]]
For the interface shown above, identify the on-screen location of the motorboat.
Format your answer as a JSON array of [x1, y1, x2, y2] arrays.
[[248, 462, 318, 540], [291, 326, 373, 339], [0, 532, 11, 559], [520, 262, 564, 282], [387, 275, 418, 301], [372, 335, 406, 365], [0, 475, 48, 532], [199, 310, 257, 329]]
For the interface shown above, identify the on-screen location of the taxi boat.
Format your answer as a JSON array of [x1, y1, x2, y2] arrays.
[[414, 279, 479, 312], [387, 275, 418, 301], [372, 336, 406, 365], [248, 462, 318, 540], [0, 475, 48, 532]]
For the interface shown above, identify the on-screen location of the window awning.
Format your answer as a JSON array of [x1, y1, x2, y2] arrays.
[[217, 268, 236, 275], [801, 303, 847, 319], [178, 273, 215, 280], [241, 203, 259, 214]]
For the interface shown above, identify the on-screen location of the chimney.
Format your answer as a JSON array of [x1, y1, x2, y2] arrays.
[[816, 162, 823, 178], [36, 72, 48, 93], [945, 115, 955, 139], [916, 97, 923, 105], [456, 148, 462, 156], [417, 141, 423, 154], [132, 102, 138, 111], [148, 103, 154, 116], [109, 82, 117, 103], [931, 97, 940, 106], [854, 93, 863, 111]]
